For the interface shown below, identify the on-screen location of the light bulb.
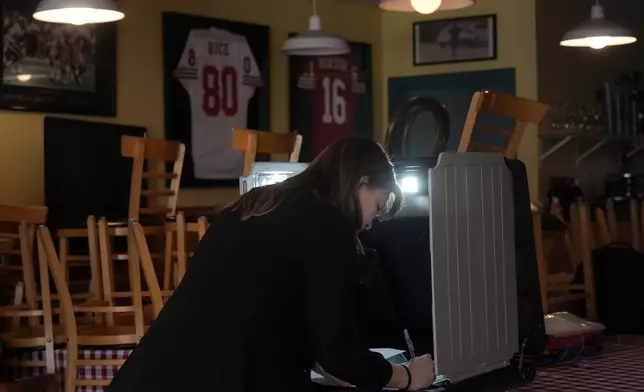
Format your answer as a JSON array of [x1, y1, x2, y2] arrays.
[[410, 0, 442, 14], [587, 36, 610, 50], [16, 74, 32, 82], [401, 176, 419, 193]]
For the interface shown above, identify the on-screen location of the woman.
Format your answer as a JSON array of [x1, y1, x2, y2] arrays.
[[108, 138, 435, 392]]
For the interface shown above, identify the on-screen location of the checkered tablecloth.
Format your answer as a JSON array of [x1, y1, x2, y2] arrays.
[[510, 344, 644, 392], [7, 348, 132, 392], [4, 344, 644, 392]]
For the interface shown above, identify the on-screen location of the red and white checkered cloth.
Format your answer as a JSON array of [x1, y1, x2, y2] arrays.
[[8, 348, 132, 392], [6, 344, 644, 392], [511, 344, 644, 392]]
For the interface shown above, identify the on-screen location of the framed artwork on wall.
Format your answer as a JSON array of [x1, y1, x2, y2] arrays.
[[0, 0, 117, 116], [288, 40, 373, 161], [413, 14, 497, 66], [163, 12, 270, 188]]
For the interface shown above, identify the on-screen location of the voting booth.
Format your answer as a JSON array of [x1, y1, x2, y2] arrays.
[[360, 152, 545, 391], [239, 152, 545, 391], [429, 153, 519, 383]]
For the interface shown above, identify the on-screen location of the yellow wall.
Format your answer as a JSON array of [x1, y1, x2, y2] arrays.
[[380, 0, 539, 197], [0, 0, 382, 206], [0, 0, 540, 206]]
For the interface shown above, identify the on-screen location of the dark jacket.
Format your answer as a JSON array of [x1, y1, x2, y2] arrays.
[[107, 191, 393, 392]]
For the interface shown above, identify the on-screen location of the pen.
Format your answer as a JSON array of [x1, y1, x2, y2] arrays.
[[403, 328, 416, 359]]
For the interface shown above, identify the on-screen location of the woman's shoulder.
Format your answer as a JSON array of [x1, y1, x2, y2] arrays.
[[283, 190, 350, 227]]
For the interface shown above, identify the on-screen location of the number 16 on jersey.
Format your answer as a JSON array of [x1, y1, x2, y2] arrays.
[[322, 77, 346, 125]]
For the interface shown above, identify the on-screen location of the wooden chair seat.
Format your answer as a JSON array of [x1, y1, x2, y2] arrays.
[[0, 325, 67, 348], [76, 324, 150, 346], [113, 304, 158, 325], [0, 317, 106, 349]]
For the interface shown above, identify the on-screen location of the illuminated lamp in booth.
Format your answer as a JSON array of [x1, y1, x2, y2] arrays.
[[239, 162, 309, 195]]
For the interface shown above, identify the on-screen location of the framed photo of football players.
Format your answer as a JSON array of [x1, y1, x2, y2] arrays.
[[0, 0, 117, 116], [413, 14, 497, 66], [289, 40, 373, 161], [163, 12, 270, 187]]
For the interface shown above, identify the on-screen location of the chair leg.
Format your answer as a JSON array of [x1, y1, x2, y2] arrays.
[[578, 205, 597, 321], [163, 230, 173, 290], [59, 237, 69, 284]]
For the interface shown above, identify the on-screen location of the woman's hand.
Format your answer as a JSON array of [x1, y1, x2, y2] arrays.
[[389, 354, 435, 390], [312, 362, 355, 387], [407, 355, 436, 390]]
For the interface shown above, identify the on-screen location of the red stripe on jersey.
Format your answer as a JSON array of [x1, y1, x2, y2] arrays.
[[175, 67, 197, 73], [174, 74, 198, 80], [174, 66, 198, 80], [243, 76, 263, 87]]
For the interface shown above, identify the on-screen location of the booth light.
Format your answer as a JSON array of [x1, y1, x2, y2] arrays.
[[239, 162, 309, 195], [401, 176, 420, 194], [256, 173, 289, 187]]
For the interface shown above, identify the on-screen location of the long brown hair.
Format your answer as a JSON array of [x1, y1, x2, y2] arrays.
[[226, 138, 403, 231]]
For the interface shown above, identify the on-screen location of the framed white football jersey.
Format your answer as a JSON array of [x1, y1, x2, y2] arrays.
[[174, 28, 262, 180]]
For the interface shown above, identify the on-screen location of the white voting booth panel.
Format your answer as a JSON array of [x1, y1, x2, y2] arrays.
[[430, 153, 519, 383]]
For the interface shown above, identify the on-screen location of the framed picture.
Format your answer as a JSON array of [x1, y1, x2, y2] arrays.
[[163, 12, 270, 188], [289, 40, 373, 161], [0, 0, 117, 116], [413, 14, 497, 66]]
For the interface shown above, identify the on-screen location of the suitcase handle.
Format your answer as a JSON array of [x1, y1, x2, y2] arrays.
[[384, 96, 450, 158]]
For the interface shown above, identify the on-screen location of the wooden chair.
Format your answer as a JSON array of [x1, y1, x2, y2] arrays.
[[56, 137, 184, 301], [0, 205, 48, 327], [533, 203, 597, 320], [595, 198, 642, 249], [37, 224, 161, 392], [131, 221, 167, 314], [0, 220, 63, 377], [458, 90, 549, 157], [163, 212, 209, 290], [121, 135, 185, 221], [96, 218, 169, 326], [232, 129, 303, 177]]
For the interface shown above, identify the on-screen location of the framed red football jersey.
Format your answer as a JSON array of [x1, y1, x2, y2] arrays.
[[163, 12, 270, 187], [289, 41, 373, 161]]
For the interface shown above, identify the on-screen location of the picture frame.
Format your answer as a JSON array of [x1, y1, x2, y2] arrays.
[[413, 14, 497, 66], [0, 0, 117, 116], [288, 39, 373, 161], [163, 12, 270, 188]]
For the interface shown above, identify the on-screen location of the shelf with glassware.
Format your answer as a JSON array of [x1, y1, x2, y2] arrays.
[[540, 88, 644, 164]]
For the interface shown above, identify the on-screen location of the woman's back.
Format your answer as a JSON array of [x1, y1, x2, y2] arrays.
[[107, 191, 365, 392]]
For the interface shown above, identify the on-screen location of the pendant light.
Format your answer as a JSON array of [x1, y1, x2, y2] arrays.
[[560, 0, 636, 50], [33, 0, 124, 25], [410, 0, 441, 14], [379, 0, 474, 13], [281, 0, 350, 56]]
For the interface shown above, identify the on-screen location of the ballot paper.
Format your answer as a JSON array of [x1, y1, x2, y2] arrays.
[[310, 348, 449, 391]]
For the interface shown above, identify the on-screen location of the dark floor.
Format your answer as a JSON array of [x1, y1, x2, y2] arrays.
[[510, 344, 644, 391]]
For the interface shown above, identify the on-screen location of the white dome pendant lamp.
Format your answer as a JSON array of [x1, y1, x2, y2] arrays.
[[281, 0, 349, 56], [560, 0, 636, 50], [33, 0, 125, 25], [410, 0, 441, 14], [379, 0, 474, 14]]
